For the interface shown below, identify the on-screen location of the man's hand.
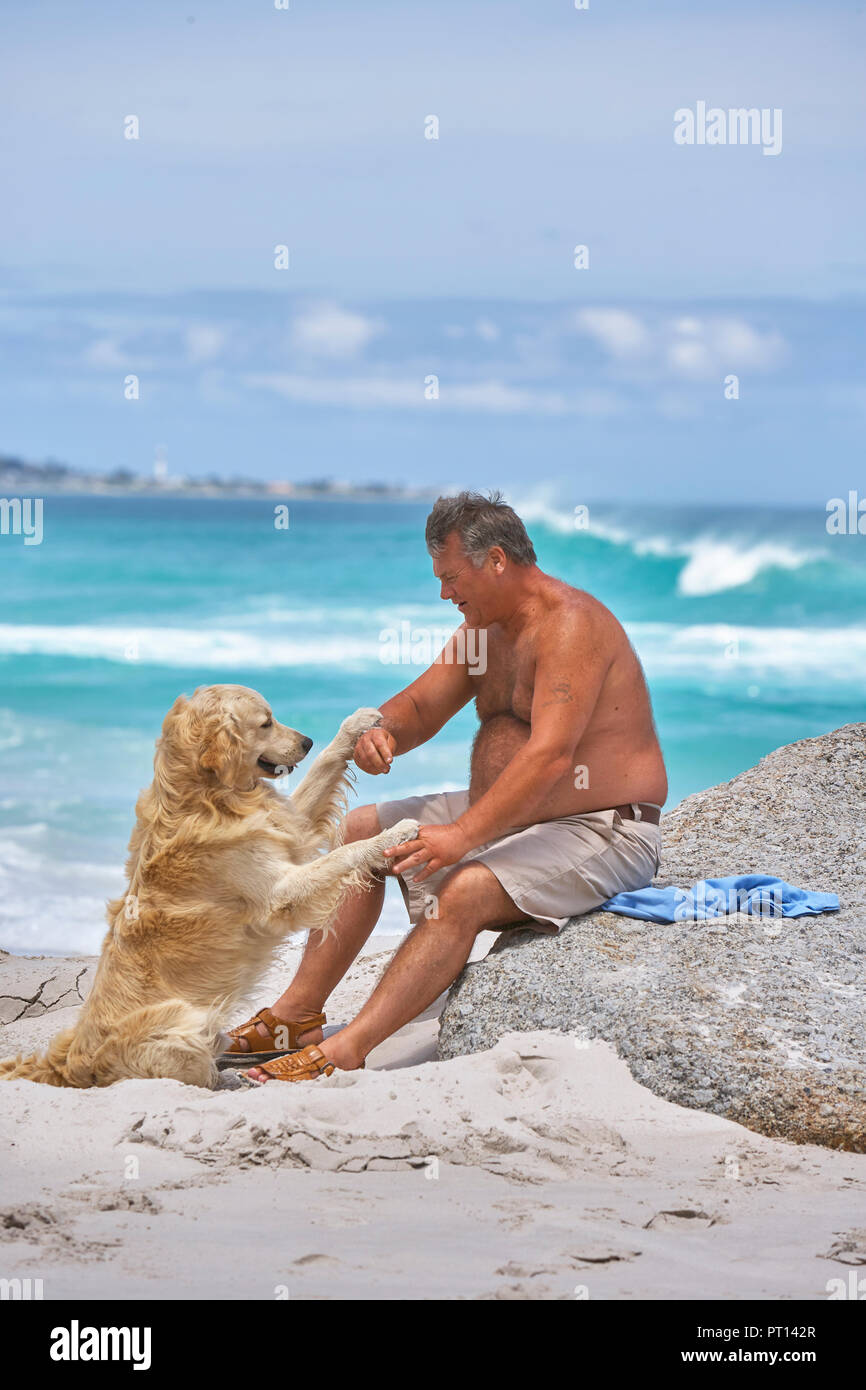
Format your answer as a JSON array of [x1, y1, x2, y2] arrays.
[[353, 726, 397, 774], [383, 822, 471, 883]]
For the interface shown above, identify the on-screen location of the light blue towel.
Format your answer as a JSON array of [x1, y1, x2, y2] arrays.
[[601, 874, 840, 923]]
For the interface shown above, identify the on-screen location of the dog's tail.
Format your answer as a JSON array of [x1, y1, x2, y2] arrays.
[[0, 1028, 78, 1086], [0, 1001, 224, 1089]]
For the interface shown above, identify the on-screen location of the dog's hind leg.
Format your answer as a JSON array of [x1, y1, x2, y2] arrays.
[[289, 708, 383, 844], [88, 1001, 223, 1088]]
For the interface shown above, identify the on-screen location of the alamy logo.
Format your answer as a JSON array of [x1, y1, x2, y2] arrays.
[[674, 102, 782, 156], [0, 1277, 43, 1299], [673, 884, 783, 920], [827, 1270, 866, 1300], [826, 491, 866, 535], [379, 623, 487, 674], [50, 1320, 152, 1370], [0, 497, 43, 545]]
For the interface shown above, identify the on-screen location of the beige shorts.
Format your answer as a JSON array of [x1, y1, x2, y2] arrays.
[[376, 789, 662, 934]]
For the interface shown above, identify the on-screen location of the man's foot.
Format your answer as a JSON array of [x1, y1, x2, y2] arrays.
[[245, 1033, 364, 1083], [223, 1005, 325, 1059]]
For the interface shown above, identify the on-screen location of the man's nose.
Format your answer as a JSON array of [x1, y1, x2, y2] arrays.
[[300, 735, 313, 754]]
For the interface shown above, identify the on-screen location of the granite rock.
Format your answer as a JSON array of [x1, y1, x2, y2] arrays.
[[438, 724, 866, 1151]]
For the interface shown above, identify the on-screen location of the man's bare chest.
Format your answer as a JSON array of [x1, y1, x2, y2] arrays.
[[473, 633, 535, 723]]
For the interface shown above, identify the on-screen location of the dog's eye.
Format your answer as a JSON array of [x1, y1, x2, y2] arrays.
[[261, 718, 273, 729]]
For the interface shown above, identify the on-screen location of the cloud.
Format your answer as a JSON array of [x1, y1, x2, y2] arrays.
[[575, 308, 649, 358], [573, 307, 787, 379], [186, 323, 227, 363], [291, 303, 384, 358], [665, 316, 787, 378], [84, 337, 129, 368], [83, 319, 228, 371], [711, 317, 787, 368], [448, 380, 564, 413], [440, 319, 500, 343], [245, 373, 622, 416], [247, 373, 419, 408], [475, 318, 500, 342]]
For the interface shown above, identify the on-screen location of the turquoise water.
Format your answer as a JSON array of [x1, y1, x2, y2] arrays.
[[1, 494, 863, 954]]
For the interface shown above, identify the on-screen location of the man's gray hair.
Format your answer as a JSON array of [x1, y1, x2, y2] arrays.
[[425, 490, 537, 567]]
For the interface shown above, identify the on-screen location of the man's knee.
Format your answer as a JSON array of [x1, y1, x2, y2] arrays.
[[341, 803, 382, 844], [432, 863, 525, 935]]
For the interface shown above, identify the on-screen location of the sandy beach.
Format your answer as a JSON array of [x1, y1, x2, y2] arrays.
[[2, 933, 864, 1302]]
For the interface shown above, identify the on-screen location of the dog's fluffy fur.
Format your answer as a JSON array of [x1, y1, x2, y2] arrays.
[[0, 685, 417, 1089]]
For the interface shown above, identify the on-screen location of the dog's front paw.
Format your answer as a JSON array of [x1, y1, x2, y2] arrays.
[[339, 707, 383, 744], [378, 818, 420, 851]]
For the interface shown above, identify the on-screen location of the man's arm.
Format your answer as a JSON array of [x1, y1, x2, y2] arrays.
[[387, 607, 611, 878], [353, 628, 476, 774]]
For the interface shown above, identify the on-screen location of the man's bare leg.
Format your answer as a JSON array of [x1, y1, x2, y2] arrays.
[[246, 861, 530, 1080], [232, 804, 388, 1053]]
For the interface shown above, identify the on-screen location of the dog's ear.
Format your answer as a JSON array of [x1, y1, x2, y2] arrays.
[[199, 714, 244, 783], [156, 694, 194, 761], [161, 694, 191, 736], [154, 694, 201, 791]]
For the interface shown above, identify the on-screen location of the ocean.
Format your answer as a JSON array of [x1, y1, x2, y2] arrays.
[[1, 493, 863, 955]]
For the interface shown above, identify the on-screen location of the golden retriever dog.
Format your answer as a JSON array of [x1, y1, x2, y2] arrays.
[[0, 685, 417, 1089]]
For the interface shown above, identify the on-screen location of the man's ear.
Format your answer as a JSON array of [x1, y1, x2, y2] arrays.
[[488, 545, 507, 574]]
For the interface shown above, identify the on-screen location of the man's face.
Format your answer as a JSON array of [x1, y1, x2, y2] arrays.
[[432, 532, 493, 626]]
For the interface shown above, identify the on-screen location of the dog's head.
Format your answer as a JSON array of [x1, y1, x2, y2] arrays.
[[159, 685, 313, 789]]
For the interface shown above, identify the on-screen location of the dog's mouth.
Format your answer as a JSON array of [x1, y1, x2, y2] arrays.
[[257, 758, 294, 777]]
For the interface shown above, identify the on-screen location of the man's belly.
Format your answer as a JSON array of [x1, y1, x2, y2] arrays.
[[468, 712, 666, 823]]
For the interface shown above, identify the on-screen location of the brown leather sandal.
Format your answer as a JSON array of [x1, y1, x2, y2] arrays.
[[220, 1008, 326, 1066], [248, 1044, 363, 1083]]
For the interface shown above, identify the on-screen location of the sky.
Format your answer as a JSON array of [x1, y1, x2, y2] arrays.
[[1, 0, 864, 501]]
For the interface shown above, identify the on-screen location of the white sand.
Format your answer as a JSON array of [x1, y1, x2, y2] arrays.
[[1, 935, 864, 1301]]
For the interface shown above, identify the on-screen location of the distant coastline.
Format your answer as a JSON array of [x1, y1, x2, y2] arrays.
[[0, 453, 437, 503]]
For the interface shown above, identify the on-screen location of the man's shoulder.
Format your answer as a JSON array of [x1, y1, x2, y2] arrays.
[[540, 575, 613, 626], [534, 577, 624, 657]]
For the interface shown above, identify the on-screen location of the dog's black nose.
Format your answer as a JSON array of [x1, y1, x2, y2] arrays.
[[300, 736, 314, 754]]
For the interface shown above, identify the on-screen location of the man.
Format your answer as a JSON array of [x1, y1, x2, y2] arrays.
[[231, 491, 667, 1083]]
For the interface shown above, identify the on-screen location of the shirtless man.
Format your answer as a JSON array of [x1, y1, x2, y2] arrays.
[[232, 491, 667, 1083]]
